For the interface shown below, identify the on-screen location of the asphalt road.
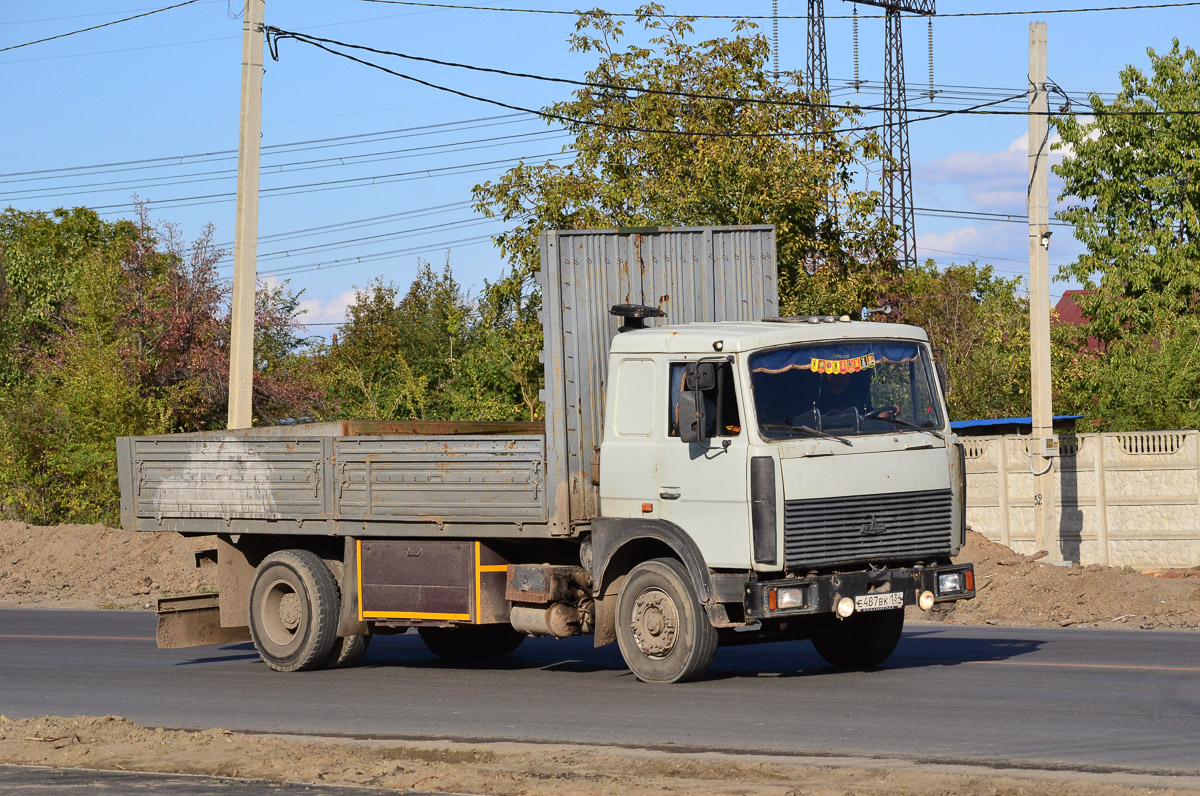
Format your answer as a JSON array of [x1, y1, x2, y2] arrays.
[[1, 609, 1198, 776], [0, 765, 403, 795]]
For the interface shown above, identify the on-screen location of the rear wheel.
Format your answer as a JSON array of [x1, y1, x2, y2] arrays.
[[324, 634, 371, 668], [616, 558, 717, 683], [248, 549, 339, 673], [811, 608, 905, 668], [418, 624, 525, 660]]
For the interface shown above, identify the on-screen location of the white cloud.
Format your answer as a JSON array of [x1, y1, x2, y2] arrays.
[[916, 224, 1029, 268], [296, 288, 358, 328], [921, 134, 1027, 184], [917, 225, 990, 254], [256, 274, 357, 330], [916, 133, 1067, 214]]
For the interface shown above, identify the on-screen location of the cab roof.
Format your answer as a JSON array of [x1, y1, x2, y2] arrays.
[[607, 319, 930, 355]]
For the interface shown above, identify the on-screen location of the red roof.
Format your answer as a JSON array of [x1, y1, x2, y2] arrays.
[[1054, 289, 1092, 327], [1054, 289, 1103, 352]]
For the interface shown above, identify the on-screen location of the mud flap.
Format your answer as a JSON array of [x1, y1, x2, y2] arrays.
[[156, 593, 250, 650]]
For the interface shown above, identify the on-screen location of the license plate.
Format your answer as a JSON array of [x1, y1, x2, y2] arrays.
[[854, 592, 904, 612]]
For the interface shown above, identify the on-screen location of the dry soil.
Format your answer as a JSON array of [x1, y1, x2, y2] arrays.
[[3, 521, 1197, 630], [0, 715, 1196, 796], [2, 522, 1199, 794]]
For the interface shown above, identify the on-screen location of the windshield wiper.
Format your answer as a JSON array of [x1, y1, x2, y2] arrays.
[[762, 423, 853, 446], [872, 416, 944, 441]]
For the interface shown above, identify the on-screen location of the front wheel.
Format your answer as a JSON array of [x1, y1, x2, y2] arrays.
[[616, 558, 718, 683], [811, 608, 905, 668], [248, 549, 340, 672]]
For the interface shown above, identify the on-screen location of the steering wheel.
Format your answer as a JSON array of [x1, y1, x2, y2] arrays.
[[863, 405, 899, 420]]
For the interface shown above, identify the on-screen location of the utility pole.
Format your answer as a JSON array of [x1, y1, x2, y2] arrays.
[[1027, 21, 1057, 557], [228, 0, 265, 430]]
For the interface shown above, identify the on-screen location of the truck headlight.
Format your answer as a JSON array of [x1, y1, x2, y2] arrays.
[[937, 572, 962, 595], [777, 588, 804, 610]]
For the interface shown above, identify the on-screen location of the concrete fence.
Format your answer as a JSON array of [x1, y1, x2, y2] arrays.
[[963, 430, 1200, 568]]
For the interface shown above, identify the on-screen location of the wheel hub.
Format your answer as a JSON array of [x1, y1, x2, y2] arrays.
[[278, 591, 301, 632], [630, 587, 678, 658]]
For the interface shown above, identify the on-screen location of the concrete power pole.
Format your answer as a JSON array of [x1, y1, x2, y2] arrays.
[[1027, 21, 1058, 557], [228, 0, 265, 430]]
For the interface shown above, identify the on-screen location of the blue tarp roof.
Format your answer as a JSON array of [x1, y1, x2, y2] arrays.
[[950, 414, 1085, 430]]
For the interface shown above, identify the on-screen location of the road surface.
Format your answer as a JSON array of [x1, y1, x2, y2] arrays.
[[1, 609, 1197, 776]]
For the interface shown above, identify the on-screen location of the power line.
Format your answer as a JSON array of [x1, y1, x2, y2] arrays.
[[264, 28, 1032, 139], [253, 232, 503, 281], [268, 27, 1036, 118], [265, 29, 1200, 120], [0, 130, 569, 199], [86, 152, 572, 213], [219, 215, 500, 268], [0, 0, 204, 54], [2, 5, 215, 26], [915, 206, 1075, 228], [918, 245, 1071, 268], [212, 200, 475, 249], [0, 113, 531, 182], [348, 0, 1200, 19]]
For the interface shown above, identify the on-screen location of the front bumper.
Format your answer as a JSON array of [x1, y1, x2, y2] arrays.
[[745, 564, 975, 621]]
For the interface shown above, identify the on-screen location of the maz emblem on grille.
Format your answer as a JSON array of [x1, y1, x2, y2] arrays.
[[859, 515, 889, 536]]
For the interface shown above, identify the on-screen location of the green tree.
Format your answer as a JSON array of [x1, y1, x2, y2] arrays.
[[313, 259, 536, 422], [312, 277, 429, 421], [1053, 40, 1200, 346], [473, 5, 896, 318], [0, 205, 319, 523], [882, 261, 1032, 421], [0, 207, 139, 386], [444, 273, 542, 421], [1051, 40, 1200, 430]]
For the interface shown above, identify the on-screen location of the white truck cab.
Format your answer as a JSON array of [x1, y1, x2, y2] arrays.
[[592, 316, 972, 680]]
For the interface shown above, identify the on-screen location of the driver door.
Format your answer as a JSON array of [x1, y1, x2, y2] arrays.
[[656, 360, 751, 570]]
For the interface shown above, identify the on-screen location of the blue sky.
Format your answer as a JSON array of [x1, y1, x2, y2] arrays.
[[2, 1, 1195, 331]]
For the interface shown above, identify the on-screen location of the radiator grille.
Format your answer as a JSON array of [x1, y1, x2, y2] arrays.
[[783, 489, 952, 569]]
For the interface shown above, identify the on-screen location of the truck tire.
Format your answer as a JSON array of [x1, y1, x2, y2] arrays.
[[248, 549, 340, 672], [811, 608, 905, 669], [418, 625, 525, 660], [616, 558, 717, 683], [324, 634, 371, 669]]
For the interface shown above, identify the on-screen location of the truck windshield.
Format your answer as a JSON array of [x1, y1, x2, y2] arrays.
[[748, 341, 943, 441]]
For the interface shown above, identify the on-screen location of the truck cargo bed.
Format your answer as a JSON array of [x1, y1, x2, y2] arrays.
[[117, 421, 554, 538]]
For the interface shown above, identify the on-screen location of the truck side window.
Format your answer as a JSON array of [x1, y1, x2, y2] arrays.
[[614, 358, 656, 437], [668, 362, 741, 438]]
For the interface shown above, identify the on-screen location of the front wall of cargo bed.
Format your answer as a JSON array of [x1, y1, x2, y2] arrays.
[[118, 434, 550, 538]]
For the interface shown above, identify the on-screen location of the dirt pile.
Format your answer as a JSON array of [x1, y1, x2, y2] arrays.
[[1, 522, 1198, 630], [0, 522, 214, 608], [0, 715, 1189, 796], [910, 530, 1200, 630]]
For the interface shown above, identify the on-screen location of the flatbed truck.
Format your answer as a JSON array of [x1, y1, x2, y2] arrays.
[[118, 226, 974, 683]]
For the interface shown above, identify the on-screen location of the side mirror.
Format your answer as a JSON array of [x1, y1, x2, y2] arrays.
[[935, 361, 950, 399], [685, 361, 716, 392], [677, 390, 707, 444]]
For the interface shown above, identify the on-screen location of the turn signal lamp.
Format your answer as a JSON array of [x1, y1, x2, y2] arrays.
[[965, 570, 975, 591]]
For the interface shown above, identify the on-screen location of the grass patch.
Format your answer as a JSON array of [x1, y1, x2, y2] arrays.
[[97, 600, 143, 610]]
